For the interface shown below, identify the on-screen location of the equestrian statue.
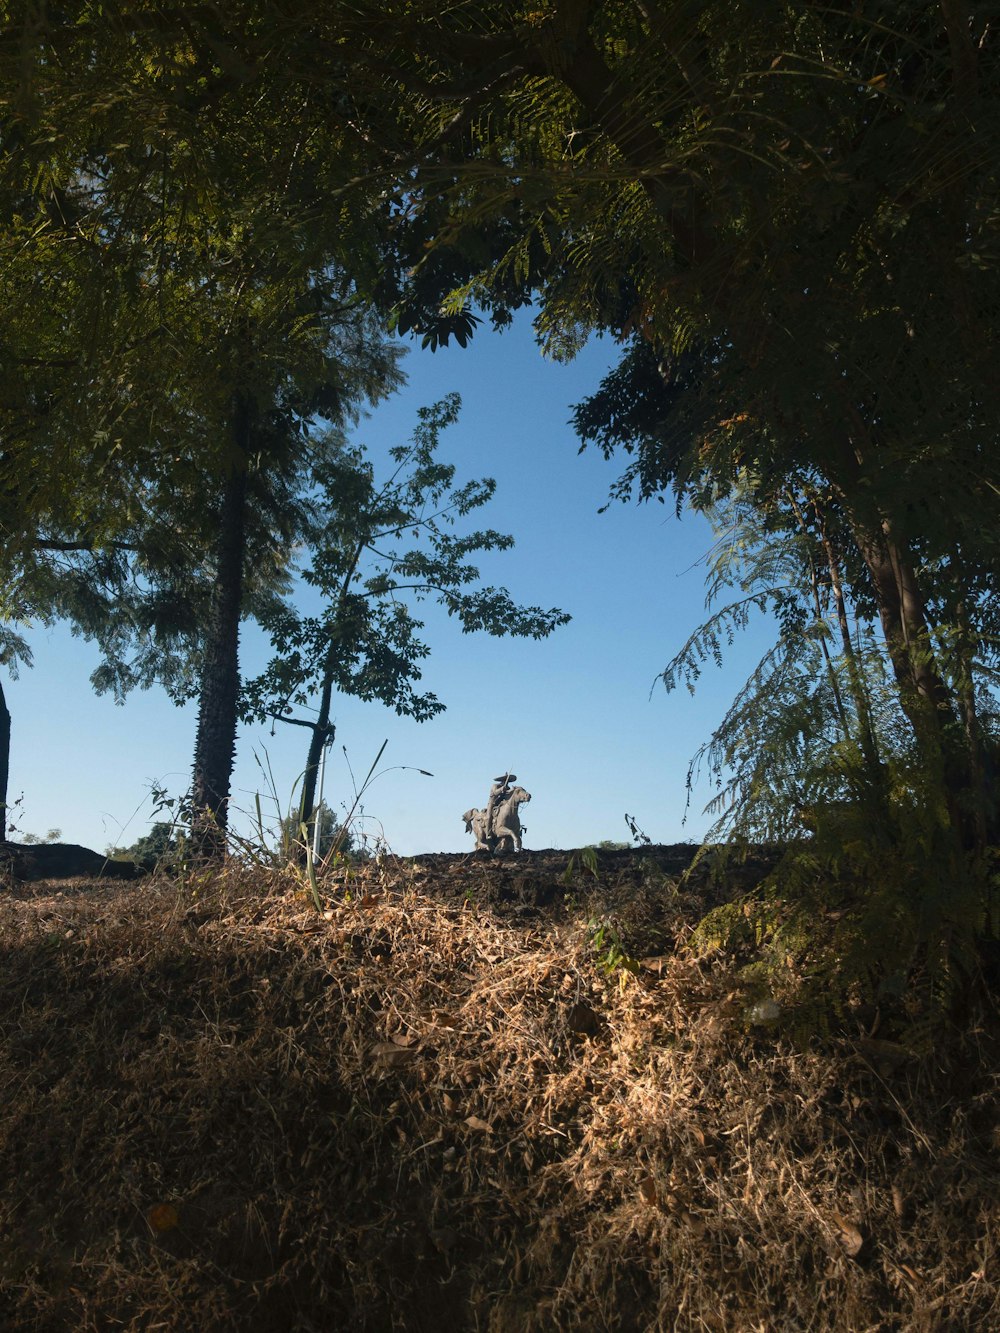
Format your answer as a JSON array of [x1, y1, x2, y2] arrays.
[[463, 771, 531, 854]]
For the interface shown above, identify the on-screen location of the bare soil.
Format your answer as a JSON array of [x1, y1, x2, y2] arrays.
[[0, 848, 997, 1331]]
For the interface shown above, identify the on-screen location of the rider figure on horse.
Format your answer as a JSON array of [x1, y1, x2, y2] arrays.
[[485, 772, 516, 840]]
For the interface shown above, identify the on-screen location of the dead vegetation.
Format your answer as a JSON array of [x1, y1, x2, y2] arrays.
[[0, 849, 997, 1331]]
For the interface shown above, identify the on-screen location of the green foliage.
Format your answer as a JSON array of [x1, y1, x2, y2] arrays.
[[0, 4, 403, 659], [277, 803, 354, 862], [672, 483, 989, 1021], [660, 478, 998, 1026], [109, 821, 182, 872], [1, 8, 414, 855], [301, 0, 1000, 874], [3, 4, 998, 1021], [244, 394, 569, 727], [586, 916, 640, 990], [692, 797, 995, 1046], [563, 846, 600, 883], [19, 827, 62, 846]]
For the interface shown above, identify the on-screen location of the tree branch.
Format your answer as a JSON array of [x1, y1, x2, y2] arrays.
[[33, 539, 138, 553]]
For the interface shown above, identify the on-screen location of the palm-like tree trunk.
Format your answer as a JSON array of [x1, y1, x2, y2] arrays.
[[191, 397, 251, 859]]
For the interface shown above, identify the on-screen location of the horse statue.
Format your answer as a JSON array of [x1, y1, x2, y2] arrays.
[[463, 786, 531, 854]]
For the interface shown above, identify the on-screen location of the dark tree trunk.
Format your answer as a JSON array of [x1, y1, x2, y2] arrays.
[[849, 517, 984, 846], [191, 398, 251, 860], [852, 522, 956, 731], [0, 676, 10, 839], [786, 489, 853, 743], [296, 676, 335, 861], [553, 28, 980, 845], [951, 559, 992, 844], [820, 526, 883, 786], [297, 541, 365, 855]]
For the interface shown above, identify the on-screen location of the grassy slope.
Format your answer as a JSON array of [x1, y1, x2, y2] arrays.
[[0, 851, 997, 1332]]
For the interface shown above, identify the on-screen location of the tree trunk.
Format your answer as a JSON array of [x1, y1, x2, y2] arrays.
[[298, 676, 335, 852], [849, 516, 983, 845], [297, 540, 366, 854], [0, 677, 10, 839], [851, 521, 954, 728], [191, 398, 251, 860], [812, 503, 885, 787], [786, 488, 853, 742], [951, 559, 992, 844], [554, 27, 979, 843]]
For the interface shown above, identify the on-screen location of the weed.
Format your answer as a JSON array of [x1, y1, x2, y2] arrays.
[[562, 845, 600, 884], [586, 915, 640, 989]]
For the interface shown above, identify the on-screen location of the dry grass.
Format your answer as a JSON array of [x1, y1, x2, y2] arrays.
[[0, 853, 997, 1331]]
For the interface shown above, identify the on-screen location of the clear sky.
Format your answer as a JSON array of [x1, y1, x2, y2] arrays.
[[7, 314, 776, 857]]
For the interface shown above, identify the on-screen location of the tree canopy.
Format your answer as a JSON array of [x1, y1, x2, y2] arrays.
[[246, 393, 570, 840], [1, 2, 997, 1019]]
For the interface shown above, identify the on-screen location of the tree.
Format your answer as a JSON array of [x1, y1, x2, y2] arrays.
[[186, 315, 403, 858], [7, 5, 998, 1002], [649, 474, 892, 839], [1, 8, 408, 856], [0, 631, 28, 837], [108, 821, 179, 872], [351, 7, 992, 751], [101, 1, 992, 850], [573, 343, 1000, 1016], [341, 3, 998, 844], [245, 393, 570, 845], [205, 0, 997, 1016], [277, 803, 354, 863]]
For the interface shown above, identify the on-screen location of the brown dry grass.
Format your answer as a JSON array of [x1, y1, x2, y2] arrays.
[[0, 853, 997, 1332]]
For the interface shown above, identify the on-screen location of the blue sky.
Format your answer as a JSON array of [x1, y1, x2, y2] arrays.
[[7, 314, 776, 856]]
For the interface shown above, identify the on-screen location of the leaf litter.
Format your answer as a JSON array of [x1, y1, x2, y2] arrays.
[[0, 846, 997, 1331]]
